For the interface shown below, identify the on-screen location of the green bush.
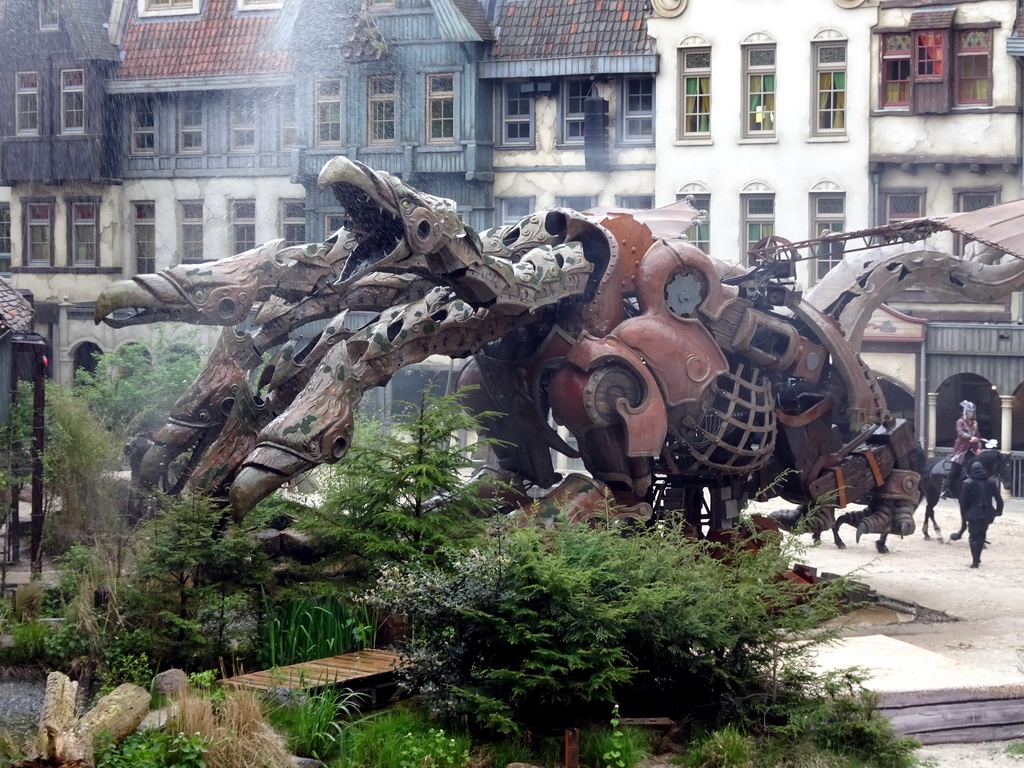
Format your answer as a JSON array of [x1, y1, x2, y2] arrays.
[[262, 593, 376, 668], [342, 708, 472, 768], [95, 729, 209, 768], [269, 687, 366, 762], [361, 521, 849, 736], [2, 620, 51, 665], [674, 725, 754, 768]]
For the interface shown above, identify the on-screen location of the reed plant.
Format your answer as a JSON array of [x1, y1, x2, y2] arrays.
[[263, 593, 377, 668]]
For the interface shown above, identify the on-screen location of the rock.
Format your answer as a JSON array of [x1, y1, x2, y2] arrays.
[[291, 757, 326, 768], [152, 668, 187, 697], [256, 529, 282, 556], [262, 685, 307, 707]]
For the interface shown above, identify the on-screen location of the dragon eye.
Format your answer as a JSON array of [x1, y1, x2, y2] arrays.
[[306, 441, 322, 458], [193, 289, 206, 301]]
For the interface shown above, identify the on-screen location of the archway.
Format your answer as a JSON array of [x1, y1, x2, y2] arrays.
[[935, 373, 999, 448], [873, 373, 915, 434], [72, 342, 103, 382]]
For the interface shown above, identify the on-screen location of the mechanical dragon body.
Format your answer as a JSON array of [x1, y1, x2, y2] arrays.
[[94, 157, 1024, 539]]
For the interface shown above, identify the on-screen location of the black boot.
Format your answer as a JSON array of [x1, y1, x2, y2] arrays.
[[969, 540, 983, 568]]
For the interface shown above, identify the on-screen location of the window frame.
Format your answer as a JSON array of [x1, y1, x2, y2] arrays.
[[278, 86, 298, 149], [229, 93, 257, 152], [953, 188, 999, 254], [955, 28, 992, 107], [281, 200, 306, 247], [236, 0, 284, 10], [23, 198, 55, 267], [615, 195, 654, 210], [0, 203, 11, 272], [39, 0, 59, 30], [232, 199, 257, 253], [133, 201, 156, 275], [60, 69, 85, 134], [314, 79, 342, 147], [678, 47, 712, 139], [500, 81, 534, 146], [68, 197, 101, 267], [884, 190, 924, 224], [426, 73, 455, 145], [16, 72, 40, 136], [881, 33, 912, 108], [742, 193, 775, 260], [556, 195, 597, 213], [915, 30, 946, 83], [368, 75, 397, 145], [622, 76, 655, 143], [497, 196, 534, 226], [679, 193, 710, 254], [179, 200, 205, 263], [178, 93, 204, 153], [810, 193, 846, 281], [131, 97, 156, 155], [562, 79, 589, 145], [813, 41, 847, 136], [325, 212, 347, 237], [743, 45, 776, 138], [139, 0, 200, 18]]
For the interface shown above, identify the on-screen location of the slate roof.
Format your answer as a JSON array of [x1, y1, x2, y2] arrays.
[[488, 0, 654, 62], [0, 278, 34, 335], [441, 0, 496, 42], [272, 0, 385, 67], [117, 0, 289, 81], [64, 0, 121, 61]]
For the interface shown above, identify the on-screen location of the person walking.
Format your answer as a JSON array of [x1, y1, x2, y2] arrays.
[[958, 461, 1003, 569]]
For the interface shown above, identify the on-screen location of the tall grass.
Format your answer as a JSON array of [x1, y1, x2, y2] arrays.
[[262, 594, 377, 667]]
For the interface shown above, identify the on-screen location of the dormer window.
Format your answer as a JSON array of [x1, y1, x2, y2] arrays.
[[237, 0, 283, 9], [39, 0, 59, 30], [139, 0, 200, 18]]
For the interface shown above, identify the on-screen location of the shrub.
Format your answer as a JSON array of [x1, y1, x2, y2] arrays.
[[268, 686, 367, 762], [343, 708, 473, 768], [261, 593, 377, 668], [361, 521, 849, 736], [674, 725, 754, 768]]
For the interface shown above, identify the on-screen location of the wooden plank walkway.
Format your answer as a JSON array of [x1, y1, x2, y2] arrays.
[[223, 649, 405, 701]]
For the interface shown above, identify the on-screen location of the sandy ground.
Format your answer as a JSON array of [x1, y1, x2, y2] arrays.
[[749, 495, 1024, 767]]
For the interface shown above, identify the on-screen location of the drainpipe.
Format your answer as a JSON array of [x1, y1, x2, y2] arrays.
[[870, 170, 882, 227], [918, 331, 928, 449]]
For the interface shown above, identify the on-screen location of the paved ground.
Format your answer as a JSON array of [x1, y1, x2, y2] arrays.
[[750, 494, 1024, 766]]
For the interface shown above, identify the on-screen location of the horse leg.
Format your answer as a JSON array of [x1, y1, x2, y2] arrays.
[[950, 510, 968, 541], [831, 515, 848, 550], [875, 533, 890, 555]]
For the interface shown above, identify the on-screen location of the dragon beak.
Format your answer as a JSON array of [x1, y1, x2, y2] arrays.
[[229, 445, 314, 522], [94, 275, 189, 327]]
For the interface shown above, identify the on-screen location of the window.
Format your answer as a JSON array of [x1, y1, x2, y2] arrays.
[[39, 0, 59, 29], [557, 196, 597, 213], [325, 213, 346, 236], [881, 33, 911, 107], [814, 42, 846, 134], [616, 195, 654, 209], [24, 200, 54, 265], [885, 192, 923, 223], [69, 200, 99, 266], [954, 189, 999, 254], [180, 201, 204, 263], [498, 197, 534, 225], [132, 97, 155, 154], [229, 93, 256, 151], [679, 48, 711, 138], [315, 79, 341, 146], [812, 194, 846, 280], [916, 31, 945, 81], [427, 74, 455, 143], [680, 193, 710, 254], [623, 77, 654, 142], [60, 69, 85, 133], [16, 72, 39, 135], [0, 204, 11, 272], [232, 200, 257, 253], [279, 87, 298, 148], [563, 80, 589, 143], [501, 82, 533, 145], [140, 0, 199, 16], [956, 29, 991, 106], [742, 194, 774, 258], [368, 76, 396, 144], [179, 93, 204, 152], [133, 202, 156, 274], [744, 46, 776, 136], [237, 0, 283, 9], [281, 200, 306, 246]]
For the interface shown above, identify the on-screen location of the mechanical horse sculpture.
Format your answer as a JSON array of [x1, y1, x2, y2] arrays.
[[93, 157, 1024, 545]]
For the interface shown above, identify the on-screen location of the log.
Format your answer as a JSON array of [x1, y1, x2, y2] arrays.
[[16, 676, 150, 768]]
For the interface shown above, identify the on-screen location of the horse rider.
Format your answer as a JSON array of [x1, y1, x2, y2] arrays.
[[958, 460, 1003, 568], [941, 400, 981, 499]]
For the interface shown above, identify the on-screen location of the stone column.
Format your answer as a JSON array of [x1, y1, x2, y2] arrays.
[[1000, 395, 1014, 452], [927, 392, 938, 455], [57, 296, 72, 386]]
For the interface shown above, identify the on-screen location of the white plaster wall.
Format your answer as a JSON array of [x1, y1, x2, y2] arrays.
[[647, 0, 877, 285], [117, 176, 307, 274], [492, 78, 657, 210], [863, 350, 917, 392]]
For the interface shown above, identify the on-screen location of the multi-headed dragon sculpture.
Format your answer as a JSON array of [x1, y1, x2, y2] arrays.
[[95, 157, 1024, 544]]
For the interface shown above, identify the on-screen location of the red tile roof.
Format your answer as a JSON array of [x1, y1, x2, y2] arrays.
[[117, 0, 289, 81], [489, 0, 653, 61], [0, 278, 34, 334]]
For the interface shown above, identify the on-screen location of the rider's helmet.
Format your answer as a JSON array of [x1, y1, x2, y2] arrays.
[[960, 400, 976, 419]]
